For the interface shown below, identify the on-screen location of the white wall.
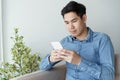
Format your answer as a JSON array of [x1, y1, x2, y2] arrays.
[[2, 0, 120, 62], [0, 0, 3, 62]]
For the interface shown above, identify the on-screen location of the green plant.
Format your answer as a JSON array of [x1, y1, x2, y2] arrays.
[[0, 28, 41, 80]]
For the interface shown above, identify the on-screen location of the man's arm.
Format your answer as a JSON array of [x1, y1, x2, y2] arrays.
[[77, 34, 114, 80], [40, 50, 63, 70], [98, 34, 114, 80], [39, 54, 56, 70]]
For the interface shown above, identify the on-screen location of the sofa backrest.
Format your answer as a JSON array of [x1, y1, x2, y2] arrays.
[[115, 53, 120, 80]]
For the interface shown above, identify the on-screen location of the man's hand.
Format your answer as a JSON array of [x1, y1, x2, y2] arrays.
[[59, 49, 81, 65], [49, 49, 81, 65], [49, 50, 63, 62]]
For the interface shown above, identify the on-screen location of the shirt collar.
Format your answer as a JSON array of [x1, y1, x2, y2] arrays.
[[69, 27, 93, 42]]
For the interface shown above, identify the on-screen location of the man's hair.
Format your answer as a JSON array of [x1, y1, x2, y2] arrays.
[[61, 1, 86, 18]]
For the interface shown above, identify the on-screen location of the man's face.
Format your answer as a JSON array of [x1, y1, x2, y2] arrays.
[[64, 12, 87, 39]]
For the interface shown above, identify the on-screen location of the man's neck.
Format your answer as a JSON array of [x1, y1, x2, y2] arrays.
[[76, 27, 88, 41]]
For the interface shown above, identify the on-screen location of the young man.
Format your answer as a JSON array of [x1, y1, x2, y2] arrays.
[[40, 1, 114, 80]]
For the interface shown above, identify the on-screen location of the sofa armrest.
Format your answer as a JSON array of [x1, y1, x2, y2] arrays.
[[115, 53, 120, 80], [10, 64, 66, 80]]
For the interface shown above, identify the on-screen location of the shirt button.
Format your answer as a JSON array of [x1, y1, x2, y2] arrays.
[[94, 72, 100, 78], [88, 63, 92, 66], [80, 67, 86, 71], [90, 71, 95, 75]]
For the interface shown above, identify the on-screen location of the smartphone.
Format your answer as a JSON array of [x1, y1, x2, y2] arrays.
[[50, 42, 63, 50]]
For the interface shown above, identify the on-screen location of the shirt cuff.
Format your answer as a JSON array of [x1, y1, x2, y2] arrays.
[[45, 55, 56, 66], [40, 54, 56, 70], [77, 58, 101, 79]]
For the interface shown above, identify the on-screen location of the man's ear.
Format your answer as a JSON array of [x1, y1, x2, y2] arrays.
[[82, 14, 87, 23]]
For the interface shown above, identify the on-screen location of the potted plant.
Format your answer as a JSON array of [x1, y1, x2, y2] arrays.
[[0, 28, 41, 80]]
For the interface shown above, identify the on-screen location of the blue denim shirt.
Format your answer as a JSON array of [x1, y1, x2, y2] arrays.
[[40, 27, 114, 80]]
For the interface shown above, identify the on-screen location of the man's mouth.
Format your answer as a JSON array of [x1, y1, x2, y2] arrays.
[[70, 30, 76, 34]]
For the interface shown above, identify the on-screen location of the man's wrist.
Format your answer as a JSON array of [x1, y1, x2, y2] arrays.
[[48, 55, 52, 62], [77, 57, 81, 65]]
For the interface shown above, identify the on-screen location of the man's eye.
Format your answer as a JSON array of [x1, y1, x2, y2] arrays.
[[72, 19, 77, 23], [65, 22, 69, 24]]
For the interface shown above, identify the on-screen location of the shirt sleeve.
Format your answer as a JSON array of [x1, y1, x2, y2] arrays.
[[39, 54, 58, 70], [77, 34, 115, 80]]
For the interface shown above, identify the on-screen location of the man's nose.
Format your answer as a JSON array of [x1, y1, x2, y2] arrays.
[[69, 23, 74, 29]]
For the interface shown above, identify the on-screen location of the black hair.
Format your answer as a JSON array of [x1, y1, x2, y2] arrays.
[[61, 1, 86, 18]]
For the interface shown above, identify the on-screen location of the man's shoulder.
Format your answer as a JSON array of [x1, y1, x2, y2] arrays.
[[60, 35, 72, 43], [93, 32, 110, 40]]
